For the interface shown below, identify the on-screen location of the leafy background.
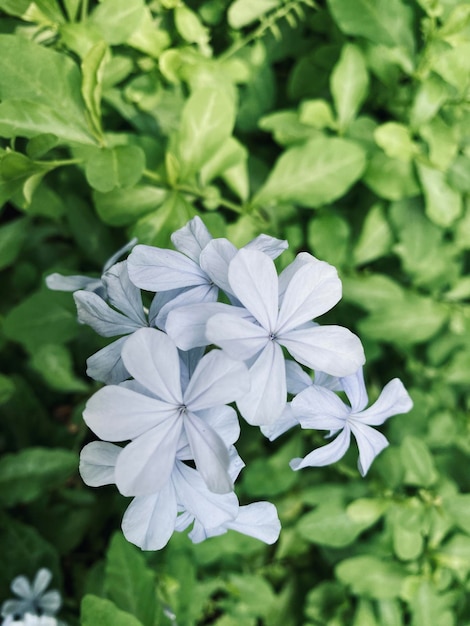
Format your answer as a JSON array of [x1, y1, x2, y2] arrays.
[[1, 0, 470, 624]]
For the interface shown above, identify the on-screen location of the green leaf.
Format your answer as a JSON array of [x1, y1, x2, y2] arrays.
[[327, 0, 414, 56], [89, 0, 146, 46], [259, 110, 319, 146], [417, 162, 462, 227], [401, 436, 438, 487], [0, 0, 64, 23], [431, 42, 470, 92], [172, 87, 236, 179], [3, 288, 78, 352], [444, 494, 470, 534], [243, 435, 301, 497], [346, 498, 389, 527], [299, 100, 336, 131], [389, 503, 425, 561], [26, 134, 59, 160], [0, 217, 28, 270], [227, 0, 279, 29], [330, 43, 369, 131], [174, 5, 209, 46], [364, 151, 420, 200], [0, 447, 78, 507], [225, 574, 275, 619], [0, 375, 15, 406], [353, 203, 393, 266], [437, 535, 470, 579], [297, 501, 372, 548], [307, 213, 350, 267], [94, 185, 167, 226], [254, 136, 366, 207], [200, 138, 248, 186], [105, 533, 156, 626], [81, 595, 144, 626], [336, 556, 406, 599], [374, 122, 417, 161], [409, 581, 454, 626], [342, 274, 405, 312], [30, 344, 88, 393], [0, 35, 96, 144], [353, 599, 379, 626], [447, 154, 470, 193], [410, 75, 449, 129], [81, 41, 108, 140], [85, 146, 145, 193]]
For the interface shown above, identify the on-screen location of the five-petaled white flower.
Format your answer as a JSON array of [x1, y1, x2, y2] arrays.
[[1, 569, 60, 624]]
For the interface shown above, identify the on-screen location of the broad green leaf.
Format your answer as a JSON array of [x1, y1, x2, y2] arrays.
[[0, 0, 64, 23], [175, 5, 209, 47], [30, 344, 88, 393], [94, 185, 167, 226], [437, 535, 470, 579], [227, 0, 279, 28], [0, 217, 28, 271], [0, 447, 78, 507], [299, 99, 336, 131], [364, 152, 420, 200], [342, 274, 405, 312], [200, 138, 248, 186], [225, 574, 275, 619], [81, 595, 144, 626], [89, 0, 146, 46], [173, 87, 236, 179], [327, 0, 414, 56], [401, 436, 438, 487], [259, 110, 319, 146], [431, 43, 470, 92], [447, 154, 470, 192], [336, 556, 406, 599], [353, 203, 393, 266], [85, 146, 145, 193], [26, 134, 59, 160], [346, 498, 389, 526], [417, 162, 462, 227], [105, 533, 156, 626], [353, 599, 379, 626], [419, 116, 457, 170], [410, 75, 449, 129], [389, 503, 425, 561], [254, 136, 366, 207], [444, 494, 470, 534], [374, 123, 417, 161], [0, 35, 96, 144], [307, 213, 350, 267], [409, 581, 454, 626], [3, 288, 78, 352], [127, 8, 171, 58], [331, 43, 369, 131], [297, 501, 372, 548], [81, 41, 108, 140]]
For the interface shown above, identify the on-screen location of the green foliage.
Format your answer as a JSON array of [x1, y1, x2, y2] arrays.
[[1, 0, 470, 624]]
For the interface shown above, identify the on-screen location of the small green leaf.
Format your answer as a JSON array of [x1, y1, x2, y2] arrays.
[[330, 43, 369, 131], [0, 375, 15, 405], [81, 41, 108, 140], [364, 152, 420, 200], [85, 145, 146, 193], [307, 213, 350, 267], [401, 436, 438, 487], [0, 447, 78, 507], [259, 110, 319, 146], [94, 185, 167, 226], [254, 136, 366, 207], [298, 501, 371, 548], [417, 162, 462, 227], [227, 0, 279, 29], [174, 5, 209, 46], [30, 344, 88, 393], [342, 274, 405, 312], [0, 217, 28, 271], [447, 154, 470, 192], [89, 0, 146, 46], [374, 122, 417, 161], [336, 556, 406, 599], [81, 595, 144, 626], [299, 99, 336, 131], [353, 203, 393, 266]]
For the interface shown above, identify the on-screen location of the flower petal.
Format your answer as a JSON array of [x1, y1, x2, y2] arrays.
[[276, 258, 342, 333], [237, 341, 287, 426], [290, 426, 351, 470], [285, 359, 312, 394], [10, 576, 32, 599], [184, 350, 249, 411], [171, 216, 212, 262], [121, 481, 177, 551], [83, 385, 177, 441], [74, 290, 140, 337], [86, 336, 129, 384], [279, 324, 365, 377], [79, 442, 121, 487], [357, 378, 413, 426], [31, 569, 52, 597], [195, 406, 240, 447], [349, 421, 389, 476], [206, 313, 268, 360], [260, 403, 298, 441], [278, 252, 315, 301], [103, 237, 138, 271], [37, 590, 61, 616], [226, 502, 281, 544], [184, 411, 232, 494], [128, 245, 209, 291], [46, 273, 101, 293], [156, 283, 218, 333], [121, 328, 183, 404], [340, 367, 368, 413], [115, 417, 183, 496], [103, 261, 147, 326], [199, 238, 237, 294], [292, 384, 350, 427], [228, 249, 279, 332], [245, 234, 288, 260]]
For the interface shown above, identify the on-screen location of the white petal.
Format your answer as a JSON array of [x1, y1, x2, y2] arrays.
[[261, 403, 299, 441], [83, 386, 177, 441], [340, 367, 368, 413], [86, 336, 129, 384], [32, 569, 52, 597], [74, 291, 140, 337], [46, 273, 100, 293], [121, 328, 183, 404], [10, 576, 32, 599], [349, 421, 389, 476], [121, 482, 177, 551], [276, 259, 342, 333], [166, 302, 237, 350], [184, 412, 233, 494], [292, 384, 350, 426], [103, 237, 138, 271], [290, 426, 351, 470], [228, 249, 279, 332], [285, 359, 312, 394], [103, 261, 147, 326], [206, 313, 268, 360], [279, 324, 365, 377], [128, 245, 209, 291], [38, 590, 61, 615], [313, 370, 343, 391], [79, 442, 121, 487], [237, 342, 287, 426], [184, 350, 250, 411], [155, 282, 219, 329], [199, 238, 237, 294], [171, 216, 212, 262], [194, 406, 240, 447], [278, 252, 316, 301], [179, 346, 205, 393], [226, 502, 281, 544], [244, 234, 288, 260], [115, 417, 183, 496], [357, 378, 413, 426]]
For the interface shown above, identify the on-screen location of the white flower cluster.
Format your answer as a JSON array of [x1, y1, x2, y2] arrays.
[[47, 217, 412, 551], [1, 569, 61, 626]]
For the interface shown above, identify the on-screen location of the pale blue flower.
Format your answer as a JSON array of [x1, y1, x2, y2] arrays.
[[1, 570, 60, 622], [83, 327, 250, 496], [2, 615, 58, 626], [290, 368, 413, 475], [46, 238, 137, 298], [195, 249, 365, 426], [127, 216, 287, 328]]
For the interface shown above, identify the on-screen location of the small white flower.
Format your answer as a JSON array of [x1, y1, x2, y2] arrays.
[[1, 570, 60, 623]]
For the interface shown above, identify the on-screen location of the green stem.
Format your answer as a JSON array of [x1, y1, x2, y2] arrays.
[[38, 158, 84, 168], [80, 0, 89, 22], [143, 169, 162, 183]]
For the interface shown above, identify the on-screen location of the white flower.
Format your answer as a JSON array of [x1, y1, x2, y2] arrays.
[[290, 368, 413, 475], [83, 327, 249, 495], [1, 570, 60, 623]]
